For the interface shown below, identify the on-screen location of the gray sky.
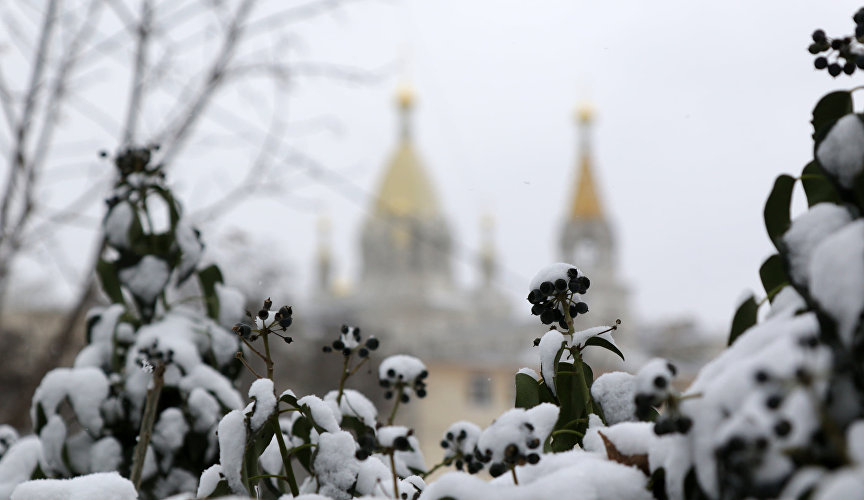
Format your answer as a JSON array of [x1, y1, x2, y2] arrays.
[[7, 0, 863, 333]]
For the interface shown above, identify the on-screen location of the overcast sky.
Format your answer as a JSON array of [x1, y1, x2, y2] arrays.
[[7, 0, 864, 333]]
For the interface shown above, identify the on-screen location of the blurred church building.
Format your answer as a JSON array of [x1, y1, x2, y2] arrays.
[[298, 84, 724, 464]]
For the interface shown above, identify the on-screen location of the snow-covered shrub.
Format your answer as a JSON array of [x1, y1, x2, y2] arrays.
[[0, 148, 243, 499]]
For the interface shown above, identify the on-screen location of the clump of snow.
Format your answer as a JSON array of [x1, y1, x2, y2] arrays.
[[571, 325, 618, 350], [32, 367, 109, 436], [847, 420, 864, 464], [420, 449, 651, 500], [378, 355, 427, 387], [591, 372, 637, 425], [537, 330, 567, 395], [635, 358, 677, 404], [174, 222, 203, 281], [314, 431, 361, 500], [217, 410, 247, 494], [516, 368, 539, 380], [118, 255, 170, 305], [179, 365, 243, 410], [476, 404, 557, 468], [39, 416, 67, 476], [816, 113, 864, 189], [441, 421, 482, 461], [783, 203, 852, 286], [528, 262, 583, 291], [298, 395, 342, 433], [812, 467, 864, 500], [339, 325, 362, 349], [151, 408, 189, 468], [104, 202, 135, 250], [11, 472, 137, 500], [196, 464, 224, 498], [324, 390, 378, 428], [808, 219, 864, 345], [215, 284, 246, 329], [89, 437, 122, 473], [0, 427, 18, 458], [247, 378, 276, 432], [0, 437, 42, 499]]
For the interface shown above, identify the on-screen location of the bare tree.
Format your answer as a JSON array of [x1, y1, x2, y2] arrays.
[[0, 0, 385, 428]]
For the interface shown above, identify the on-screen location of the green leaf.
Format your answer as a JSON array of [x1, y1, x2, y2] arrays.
[[764, 174, 796, 250], [551, 362, 584, 452], [96, 259, 125, 305], [210, 479, 233, 497], [584, 336, 625, 361], [759, 254, 788, 301], [683, 467, 711, 500], [514, 373, 541, 409], [537, 378, 556, 404], [34, 402, 47, 434], [728, 294, 758, 346], [279, 392, 300, 408], [197, 264, 224, 320], [801, 161, 842, 207], [812, 91, 853, 145]]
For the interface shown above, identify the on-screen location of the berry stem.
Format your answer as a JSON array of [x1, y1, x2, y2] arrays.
[[235, 352, 263, 379], [387, 384, 404, 425], [130, 361, 165, 490], [261, 329, 274, 380], [561, 296, 595, 417], [510, 466, 519, 485], [389, 450, 399, 499], [336, 353, 351, 405], [270, 415, 300, 496]]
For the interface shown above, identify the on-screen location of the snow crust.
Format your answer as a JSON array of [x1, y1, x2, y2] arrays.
[[32, 367, 109, 436], [104, 201, 135, 249], [591, 372, 636, 425], [217, 410, 247, 494], [783, 203, 852, 285], [528, 262, 582, 291], [11, 472, 137, 500], [314, 431, 361, 500], [816, 113, 864, 189], [476, 404, 557, 465], [809, 219, 864, 345], [298, 395, 342, 433], [325, 390, 378, 428], [118, 255, 170, 305], [378, 355, 426, 385], [247, 378, 276, 432]]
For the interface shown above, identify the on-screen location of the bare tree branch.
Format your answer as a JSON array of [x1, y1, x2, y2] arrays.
[[155, 0, 256, 166], [122, 0, 153, 145]]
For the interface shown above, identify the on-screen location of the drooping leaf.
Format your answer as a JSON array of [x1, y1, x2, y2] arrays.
[[584, 336, 625, 361], [764, 174, 796, 250], [96, 259, 125, 305], [801, 161, 842, 207], [728, 294, 758, 346], [759, 254, 788, 301], [811, 91, 853, 145], [34, 402, 47, 434], [197, 264, 224, 320], [514, 373, 541, 409]]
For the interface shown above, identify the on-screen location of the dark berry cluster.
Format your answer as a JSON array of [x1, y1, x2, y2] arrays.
[[527, 267, 590, 329], [322, 325, 378, 358], [355, 427, 414, 460], [809, 8, 864, 77], [379, 355, 428, 402], [474, 431, 542, 478], [136, 339, 174, 371], [653, 415, 693, 436], [233, 298, 294, 344], [635, 360, 677, 421], [440, 424, 483, 474], [109, 145, 163, 179]]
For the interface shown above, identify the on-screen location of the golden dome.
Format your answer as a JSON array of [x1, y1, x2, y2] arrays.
[[569, 103, 604, 220], [575, 101, 594, 124], [396, 83, 415, 109], [373, 87, 440, 218]]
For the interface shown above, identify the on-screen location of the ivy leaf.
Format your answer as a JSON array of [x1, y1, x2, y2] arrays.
[[197, 264, 224, 321], [728, 294, 758, 346], [812, 91, 853, 145], [801, 161, 842, 207], [584, 336, 625, 361], [759, 254, 788, 302], [764, 174, 796, 250], [552, 362, 583, 452], [96, 259, 125, 305], [514, 373, 541, 409]]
